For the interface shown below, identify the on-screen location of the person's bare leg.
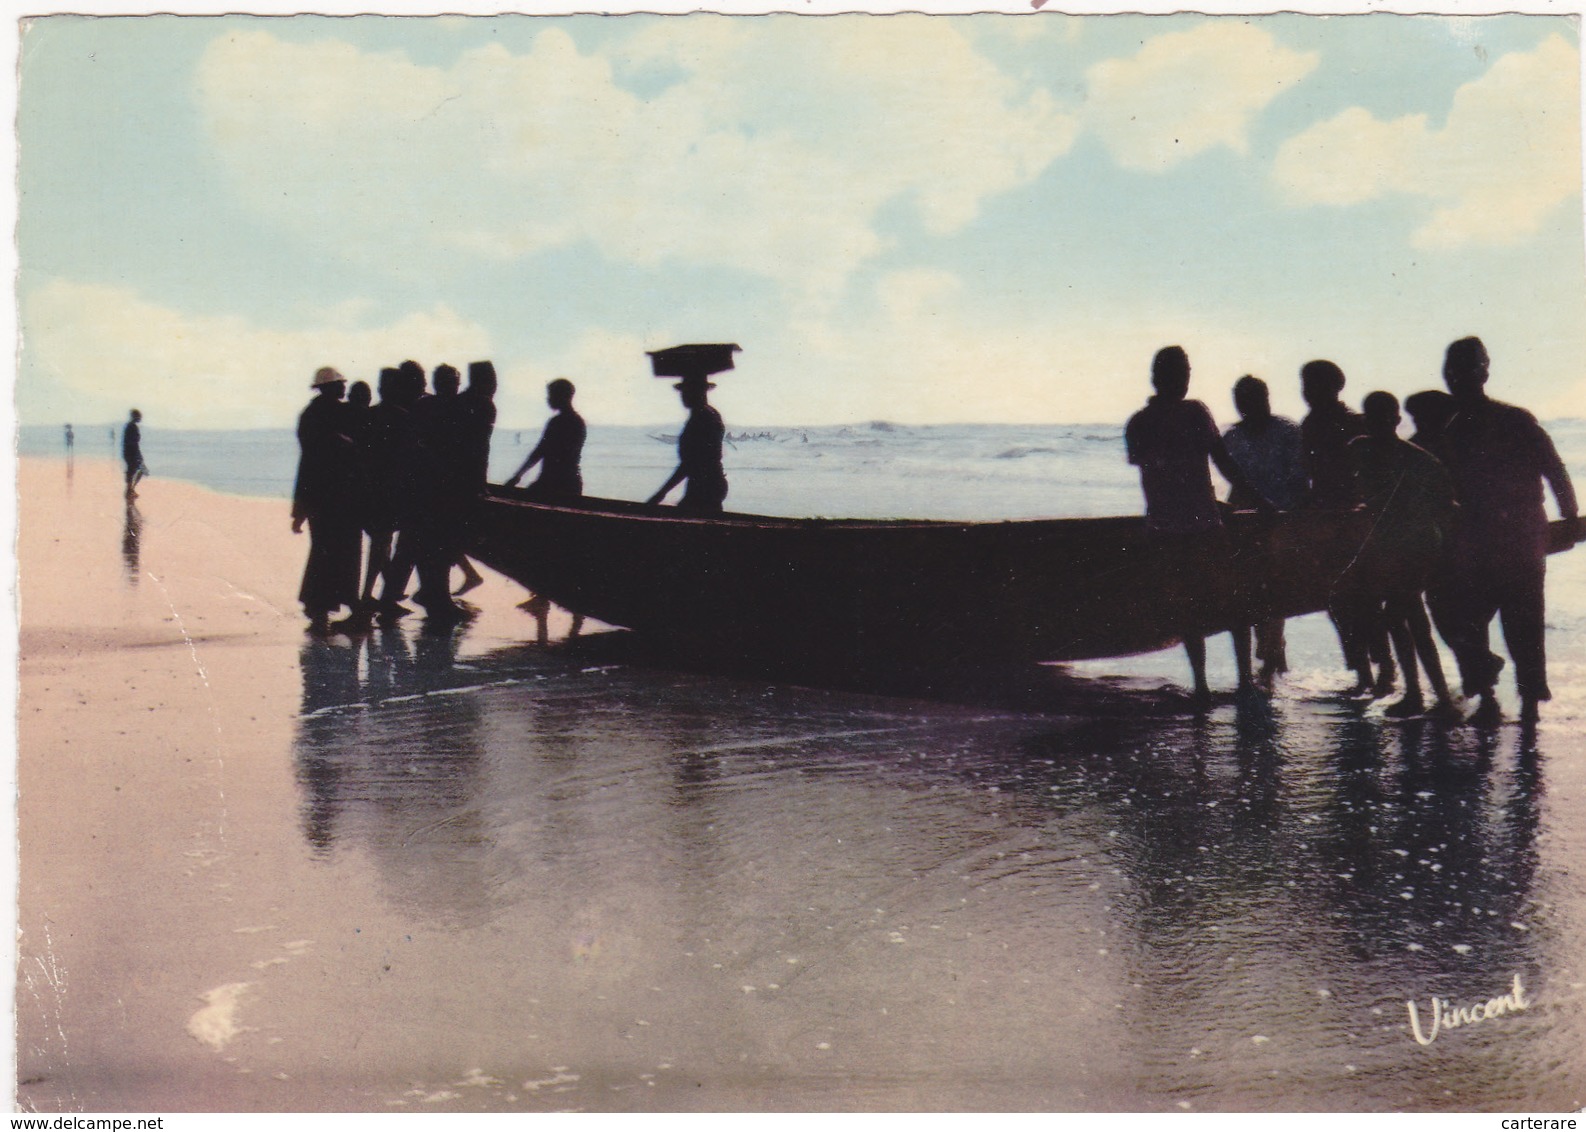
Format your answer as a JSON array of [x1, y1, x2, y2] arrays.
[[454, 555, 485, 596], [1384, 613, 1424, 718], [1231, 627, 1257, 693], [1407, 598, 1455, 713], [1185, 635, 1211, 709]]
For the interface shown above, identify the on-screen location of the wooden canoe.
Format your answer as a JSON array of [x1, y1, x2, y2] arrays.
[[468, 488, 1582, 669]]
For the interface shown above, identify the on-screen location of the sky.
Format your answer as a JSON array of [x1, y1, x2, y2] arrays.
[[12, 10, 1586, 430]]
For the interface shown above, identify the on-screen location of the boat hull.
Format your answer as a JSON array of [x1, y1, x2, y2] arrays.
[[469, 489, 1566, 667]]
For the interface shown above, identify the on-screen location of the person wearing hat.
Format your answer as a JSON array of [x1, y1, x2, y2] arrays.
[[647, 373, 727, 514], [506, 378, 585, 501], [292, 366, 362, 634]]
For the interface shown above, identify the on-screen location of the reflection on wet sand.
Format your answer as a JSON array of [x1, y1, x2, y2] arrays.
[[122, 500, 141, 587], [1013, 707, 1552, 1108], [296, 624, 492, 926], [289, 611, 1580, 1111]]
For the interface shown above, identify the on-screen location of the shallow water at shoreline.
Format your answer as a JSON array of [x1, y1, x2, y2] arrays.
[[271, 622, 1586, 1111], [14, 457, 1586, 1112]]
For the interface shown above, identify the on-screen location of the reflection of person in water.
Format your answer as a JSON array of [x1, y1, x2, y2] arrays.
[[648, 374, 727, 514], [1435, 336, 1579, 726], [122, 409, 147, 500], [506, 379, 585, 501], [1346, 392, 1457, 719], [1318, 718, 1541, 979], [121, 499, 141, 588], [1125, 346, 1268, 706], [292, 367, 362, 635], [1221, 375, 1305, 687], [292, 628, 492, 922], [517, 591, 585, 645]]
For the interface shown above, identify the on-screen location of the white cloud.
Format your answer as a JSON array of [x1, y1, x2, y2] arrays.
[[1272, 35, 1581, 248], [490, 327, 683, 428], [727, 269, 1284, 428], [21, 279, 492, 429], [195, 19, 1078, 303], [1084, 23, 1318, 172]]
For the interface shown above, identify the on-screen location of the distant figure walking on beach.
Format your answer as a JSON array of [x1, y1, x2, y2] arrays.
[[649, 373, 728, 514], [64, 423, 74, 454], [1298, 360, 1393, 697], [121, 410, 147, 500], [1435, 336, 1579, 725], [1346, 392, 1458, 719], [506, 379, 586, 501], [1221, 375, 1305, 687], [1125, 346, 1267, 706], [292, 367, 362, 635]]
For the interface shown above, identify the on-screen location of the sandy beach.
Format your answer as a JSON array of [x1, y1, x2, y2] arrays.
[[13, 457, 559, 1111], [13, 455, 1586, 1113]]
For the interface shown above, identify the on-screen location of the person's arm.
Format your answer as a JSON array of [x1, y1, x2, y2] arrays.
[[1193, 405, 1271, 512], [505, 418, 556, 487], [647, 466, 686, 506], [290, 416, 309, 531], [1537, 424, 1578, 522], [291, 461, 309, 532], [504, 443, 544, 488], [1210, 434, 1274, 513]]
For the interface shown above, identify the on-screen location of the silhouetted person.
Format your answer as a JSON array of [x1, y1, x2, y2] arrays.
[[506, 378, 585, 501], [1437, 336, 1579, 725], [64, 423, 74, 456], [1299, 361, 1365, 509], [356, 368, 407, 618], [451, 360, 499, 596], [122, 410, 147, 499], [292, 367, 362, 634], [648, 374, 727, 513], [379, 361, 436, 615], [336, 379, 378, 626], [1299, 360, 1392, 696], [1404, 390, 1457, 455], [1347, 392, 1457, 719], [1125, 346, 1267, 706], [410, 363, 470, 623], [1222, 375, 1305, 687], [459, 360, 499, 492], [1405, 389, 1465, 678]]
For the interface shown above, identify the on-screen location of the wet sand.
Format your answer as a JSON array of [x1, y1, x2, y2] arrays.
[[14, 457, 1586, 1112]]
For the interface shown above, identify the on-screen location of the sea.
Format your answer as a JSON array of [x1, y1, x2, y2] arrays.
[[23, 420, 1155, 521], [18, 419, 1586, 1111]]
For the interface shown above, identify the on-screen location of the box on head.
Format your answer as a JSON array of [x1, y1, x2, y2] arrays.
[[647, 343, 741, 388]]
